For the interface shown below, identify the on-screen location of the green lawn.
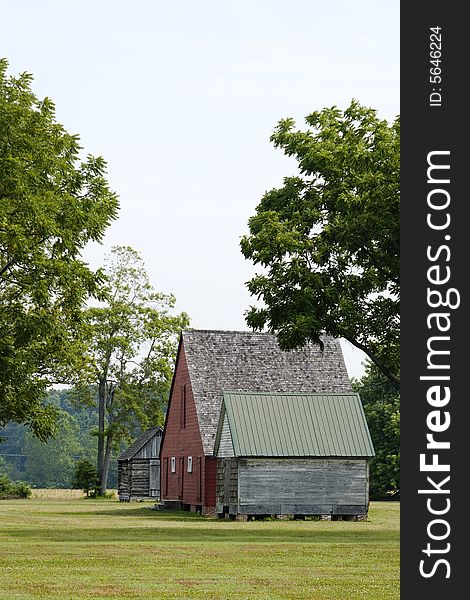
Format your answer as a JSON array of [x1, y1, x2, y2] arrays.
[[0, 497, 399, 599]]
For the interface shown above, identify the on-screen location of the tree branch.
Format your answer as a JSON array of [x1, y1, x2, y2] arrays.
[[0, 257, 15, 278], [343, 335, 400, 389]]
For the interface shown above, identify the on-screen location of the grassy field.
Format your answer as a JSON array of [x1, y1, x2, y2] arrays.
[[0, 495, 399, 600]]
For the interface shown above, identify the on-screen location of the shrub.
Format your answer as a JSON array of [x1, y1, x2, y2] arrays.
[[0, 475, 32, 499], [71, 459, 99, 497], [0, 475, 12, 498], [13, 482, 32, 498]]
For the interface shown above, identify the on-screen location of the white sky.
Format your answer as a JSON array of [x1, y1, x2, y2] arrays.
[[3, 1, 399, 380]]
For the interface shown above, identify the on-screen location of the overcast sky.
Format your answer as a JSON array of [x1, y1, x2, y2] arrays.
[[3, 1, 399, 379]]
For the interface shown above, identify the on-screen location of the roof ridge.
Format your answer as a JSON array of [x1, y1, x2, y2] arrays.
[[184, 329, 273, 335], [223, 390, 359, 397]]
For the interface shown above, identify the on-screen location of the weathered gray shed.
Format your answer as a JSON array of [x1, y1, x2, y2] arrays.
[[214, 391, 375, 519], [117, 427, 162, 501]]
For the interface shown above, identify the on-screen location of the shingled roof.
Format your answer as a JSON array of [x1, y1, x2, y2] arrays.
[[181, 330, 351, 455]]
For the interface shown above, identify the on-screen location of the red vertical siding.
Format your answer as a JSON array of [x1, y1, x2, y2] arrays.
[[160, 342, 214, 507], [204, 458, 217, 506]]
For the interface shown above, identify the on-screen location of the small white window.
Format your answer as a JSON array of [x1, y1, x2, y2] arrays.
[[187, 456, 193, 473], [170, 457, 176, 473]]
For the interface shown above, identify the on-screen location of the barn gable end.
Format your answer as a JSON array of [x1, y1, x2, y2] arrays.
[[159, 339, 211, 511]]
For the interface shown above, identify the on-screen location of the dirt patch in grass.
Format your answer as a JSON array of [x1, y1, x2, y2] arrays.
[[30, 489, 117, 499], [31, 489, 85, 499]]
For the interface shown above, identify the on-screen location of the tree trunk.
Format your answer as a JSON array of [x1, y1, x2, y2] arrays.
[[97, 378, 106, 488], [100, 432, 113, 495]]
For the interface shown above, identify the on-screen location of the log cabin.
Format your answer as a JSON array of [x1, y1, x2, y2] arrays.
[[117, 427, 162, 501]]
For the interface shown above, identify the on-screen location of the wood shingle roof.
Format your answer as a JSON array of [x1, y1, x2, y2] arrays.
[[182, 330, 351, 455]]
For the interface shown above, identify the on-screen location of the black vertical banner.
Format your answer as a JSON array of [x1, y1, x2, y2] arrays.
[[401, 3, 467, 598]]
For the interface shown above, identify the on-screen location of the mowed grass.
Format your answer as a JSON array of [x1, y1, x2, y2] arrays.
[[0, 496, 399, 600]]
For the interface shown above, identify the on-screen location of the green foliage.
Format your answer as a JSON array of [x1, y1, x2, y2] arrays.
[[0, 474, 31, 499], [0, 421, 27, 480], [0, 475, 13, 498], [22, 411, 82, 488], [91, 490, 117, 500], [0, 456, 13, 478], [353, 362, 400, 499], [71, 459, 99, 497], [241, 100, 399, 386], [81, 245, 189, 492], [0, 58, 119, 440]]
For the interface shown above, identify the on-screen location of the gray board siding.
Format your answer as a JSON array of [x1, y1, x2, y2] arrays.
[[216, 458, 238, 514], [237, 458, 369, 515], [218, 411, 234, 458], [129, 459, 150, 498], [118, 458, 161, 500], [133, 435, 161, 460], [149, 459, 159, 494], [183, 330, 351, 455], [118, 427, 162, 461]]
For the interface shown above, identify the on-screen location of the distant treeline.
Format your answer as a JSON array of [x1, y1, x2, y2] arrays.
[[0, 389, 124, 488]]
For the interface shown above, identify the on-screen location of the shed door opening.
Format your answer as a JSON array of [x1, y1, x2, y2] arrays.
[[149, 459, 159, 498]]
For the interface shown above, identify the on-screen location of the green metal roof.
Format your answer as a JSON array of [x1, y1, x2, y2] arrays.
[[219, 391, 375, 458]]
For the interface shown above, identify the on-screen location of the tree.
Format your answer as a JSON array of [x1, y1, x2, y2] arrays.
[[71, 459, 99, 497], [0, 59, 119, 439], [82, 246, 189, 494], [241, 101, 399, 386], [352, 362, 400, 499]]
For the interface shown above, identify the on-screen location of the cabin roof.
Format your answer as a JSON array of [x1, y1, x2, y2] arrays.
[[216, 391, 375, 458], [118, 427, 162, 461], [182, 329, 352, 455]]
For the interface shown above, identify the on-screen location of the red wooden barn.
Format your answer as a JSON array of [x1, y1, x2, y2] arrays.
[[159, 329, 352, 516]]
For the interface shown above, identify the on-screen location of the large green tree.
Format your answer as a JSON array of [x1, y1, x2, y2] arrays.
[[352, 362, 400, 499], [241, 101, 399, 386], [0, 59, 119, 439], [82, 246, 189, 493]]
